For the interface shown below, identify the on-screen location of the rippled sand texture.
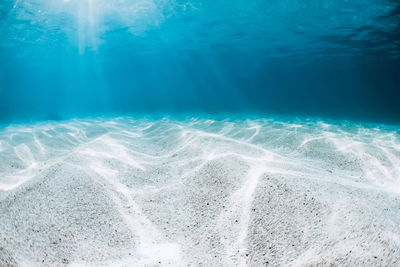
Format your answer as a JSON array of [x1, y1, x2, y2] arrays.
[[0, 117, 400, 266]]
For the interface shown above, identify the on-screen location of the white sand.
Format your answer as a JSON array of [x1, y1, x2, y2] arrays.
[[0, 117, 399, 266]]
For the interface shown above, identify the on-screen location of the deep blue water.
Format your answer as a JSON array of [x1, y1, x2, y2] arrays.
[[0, 0, 399, 123]]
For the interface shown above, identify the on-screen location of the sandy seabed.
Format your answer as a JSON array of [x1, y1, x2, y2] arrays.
[[0, 117, 399, 266]]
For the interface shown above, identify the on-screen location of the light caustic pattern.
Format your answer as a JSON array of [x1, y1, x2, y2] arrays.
[[0, 117, 400, 266]]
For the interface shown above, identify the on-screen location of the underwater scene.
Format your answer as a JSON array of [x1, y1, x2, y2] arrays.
[[0, 0, 400, 266]]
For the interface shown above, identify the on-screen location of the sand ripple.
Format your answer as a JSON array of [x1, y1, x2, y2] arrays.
[[0, 117, 399, 266]]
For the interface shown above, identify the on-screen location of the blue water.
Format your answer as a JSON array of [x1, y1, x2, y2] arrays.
[[2, 2, 400, 265], [0, 0, 399, 123]]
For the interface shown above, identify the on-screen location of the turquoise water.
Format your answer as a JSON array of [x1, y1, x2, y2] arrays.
[[0, 0, 399, 123], [1, 2, 400, 265]]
